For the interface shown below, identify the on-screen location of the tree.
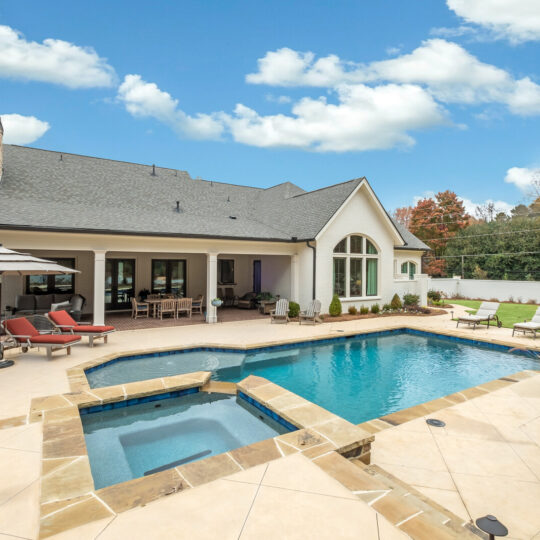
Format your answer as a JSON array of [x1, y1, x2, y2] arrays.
[[393, 206, 413, 229], [409, 191, 470, 276]]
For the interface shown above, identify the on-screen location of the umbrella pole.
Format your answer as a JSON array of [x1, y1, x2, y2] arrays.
[[0, 275, 15, 368]]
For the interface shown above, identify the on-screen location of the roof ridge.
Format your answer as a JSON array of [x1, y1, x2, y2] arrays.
[[291, 177, 364, 199]]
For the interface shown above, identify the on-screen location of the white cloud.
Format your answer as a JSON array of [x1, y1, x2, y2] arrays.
[[117, 75, 223, 140], [245, 40, 540, 115], [505, 166, 540, 192], [1, 114, 50, 144], [446, 0, 540, 43], [222, 84, 447, 152], [265, 94, 292, 104], [0, 25, 115, 88]]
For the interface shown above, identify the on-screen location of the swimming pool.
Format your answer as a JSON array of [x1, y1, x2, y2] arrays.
[[81, 391, 291, 489], [86, 329, 539, 425]]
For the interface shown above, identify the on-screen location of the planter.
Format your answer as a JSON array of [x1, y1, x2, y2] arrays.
[[211, 299, 223, 307]]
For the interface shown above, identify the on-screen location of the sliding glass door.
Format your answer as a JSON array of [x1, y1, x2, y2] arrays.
[[105, 259, 135, 310]]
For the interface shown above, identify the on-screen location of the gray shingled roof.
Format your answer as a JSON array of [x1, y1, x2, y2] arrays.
[[0, 145, 428, 249]]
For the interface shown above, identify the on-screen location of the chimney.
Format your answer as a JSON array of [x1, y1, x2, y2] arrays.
[[0, 117, 3, 182]]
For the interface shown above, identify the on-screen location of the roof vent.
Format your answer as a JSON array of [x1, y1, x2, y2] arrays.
[[229, 216, 237, 220], [227, 196, 230, 202], [151, 164, 156, 176], [176, 201, 180, 213], [59, 154, 63, 161]]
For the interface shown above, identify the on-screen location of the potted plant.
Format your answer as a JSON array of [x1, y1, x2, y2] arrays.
[[211, 297, 223, 307]]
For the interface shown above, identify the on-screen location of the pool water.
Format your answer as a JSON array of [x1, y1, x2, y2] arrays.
[[86, 331, 539, 425], [82, 392, 290, 489]]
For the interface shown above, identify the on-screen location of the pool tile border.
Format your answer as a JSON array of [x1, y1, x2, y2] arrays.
[[70, 324, 540, 395], [35, 373, 373, 539]]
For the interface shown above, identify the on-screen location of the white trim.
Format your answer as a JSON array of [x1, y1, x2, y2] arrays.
[[315, 179, 404, 245]]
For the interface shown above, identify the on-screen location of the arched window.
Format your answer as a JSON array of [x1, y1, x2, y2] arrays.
[[333, 235, 379, 298], [400, 261, 417, 280]]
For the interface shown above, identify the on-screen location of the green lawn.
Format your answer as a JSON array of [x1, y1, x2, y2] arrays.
[[449, 299, 538, 329]]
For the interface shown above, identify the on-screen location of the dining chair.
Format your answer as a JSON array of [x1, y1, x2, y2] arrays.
[[131, 297, 149, 319], [192, 295, 204, 315], [157, 299, 176, 320], [177, 298, 192, 318]]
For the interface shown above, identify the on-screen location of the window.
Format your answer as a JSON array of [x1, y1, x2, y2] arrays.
[[218, 259, 235, 284], [26, 258, 75, 294], [332, 236, 379, 297], [400, 261, 417, 280], [152, 260, 186, 296]]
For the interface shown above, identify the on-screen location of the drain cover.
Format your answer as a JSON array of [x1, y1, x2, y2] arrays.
[[426, 418, 446, 427]]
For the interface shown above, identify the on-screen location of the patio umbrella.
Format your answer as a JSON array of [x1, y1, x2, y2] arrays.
[[0, 245, 79, 368]]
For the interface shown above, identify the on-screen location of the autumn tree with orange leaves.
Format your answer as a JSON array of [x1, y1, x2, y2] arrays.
[[409, 191, 470, 276]]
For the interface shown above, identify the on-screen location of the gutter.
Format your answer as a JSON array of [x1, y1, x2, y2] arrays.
[[306, 240, 316, 300]]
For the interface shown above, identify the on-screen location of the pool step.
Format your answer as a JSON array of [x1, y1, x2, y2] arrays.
[[349, 458, 485, 539]]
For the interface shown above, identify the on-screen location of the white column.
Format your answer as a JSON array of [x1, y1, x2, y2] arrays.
[[416, 273, 429, 307], [206, 253, 218, 323], [93, 250, 106, 326], [290, 254, 299, 303]]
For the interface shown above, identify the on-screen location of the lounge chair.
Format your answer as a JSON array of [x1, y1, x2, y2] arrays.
[[456, 301, 500, 330], [131, 297, 149, 319], [299, 299, 322, 325], [48, 310, 116, 347], [512, 307, 540, 339], [270, 298, 289, 324], [2, 317, 81, 359]]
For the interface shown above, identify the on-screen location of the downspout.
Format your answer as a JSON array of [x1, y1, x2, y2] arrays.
[[306, 241, 316, 300]]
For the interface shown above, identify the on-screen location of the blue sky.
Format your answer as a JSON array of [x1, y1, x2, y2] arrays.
[[1, 0, 539, 213]]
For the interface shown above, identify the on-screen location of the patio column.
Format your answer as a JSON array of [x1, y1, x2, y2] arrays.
[[93, 250, 106, 326], [290, 254, 299, 302], [206, 253, 218, 323], [416, 273, 429, 307]]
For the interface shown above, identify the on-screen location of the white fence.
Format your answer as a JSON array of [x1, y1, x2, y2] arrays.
[[428, 278, 540, 303]]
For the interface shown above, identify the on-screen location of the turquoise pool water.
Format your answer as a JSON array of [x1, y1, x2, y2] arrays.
[[86, 330, 539, 425], [82, 392, 290, 489]]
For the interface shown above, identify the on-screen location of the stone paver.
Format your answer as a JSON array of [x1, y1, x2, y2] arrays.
[[372, 373, 540, 540]]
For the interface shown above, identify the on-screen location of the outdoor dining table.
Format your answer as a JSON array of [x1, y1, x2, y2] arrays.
[[144, 298, 170, 318]]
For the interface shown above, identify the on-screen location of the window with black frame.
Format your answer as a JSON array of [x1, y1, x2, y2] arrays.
[[218, 259, 235, 284], [26, 258, 75, 294], [152, 260, 186, 296]]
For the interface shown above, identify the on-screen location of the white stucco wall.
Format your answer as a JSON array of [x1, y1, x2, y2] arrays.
[[315, 184, 403, 313], [393, 250, 423, 279]]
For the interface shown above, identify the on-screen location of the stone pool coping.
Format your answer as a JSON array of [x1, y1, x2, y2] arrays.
[[34, 373, 373, 538], [67, 323, 540, 395]]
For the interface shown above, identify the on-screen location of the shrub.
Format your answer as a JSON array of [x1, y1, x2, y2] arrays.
[[427, 290, 441, 303], [403, 293, 420, 307], [348, 306, 358, 315], [329, 294, 342, 317], [472, 265, 488, 280], [360, 306, 369, 315], [288, 301, 300, 318], [371, 303, 380, 314], [390, 293, 402, 310], [382, 303, 392, 312]]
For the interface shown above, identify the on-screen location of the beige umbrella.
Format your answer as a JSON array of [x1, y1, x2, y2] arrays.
[[0, 245, 79, 368]]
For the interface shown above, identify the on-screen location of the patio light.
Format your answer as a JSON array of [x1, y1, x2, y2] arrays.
[[475, 515, 508, 539]]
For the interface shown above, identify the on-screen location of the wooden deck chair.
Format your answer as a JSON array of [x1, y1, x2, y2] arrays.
[[299, 299, 322, 325], [270, 298, 289, 324], [177, 298, 192, 318], [157, 299, 176, 320]]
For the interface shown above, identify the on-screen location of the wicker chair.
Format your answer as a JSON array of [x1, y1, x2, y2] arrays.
[[177, 298, 192, 318]]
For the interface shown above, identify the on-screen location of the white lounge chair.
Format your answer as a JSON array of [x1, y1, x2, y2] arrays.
[[299, 299, 322, 325], [512, 307, 540, 339], [270, 299, 289, 324], [456, 301, 500, 330]]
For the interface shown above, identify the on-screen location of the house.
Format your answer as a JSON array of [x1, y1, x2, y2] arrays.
[[0, 119, 429, 324]]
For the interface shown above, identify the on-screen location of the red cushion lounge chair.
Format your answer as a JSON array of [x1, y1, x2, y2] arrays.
[[48, 310, 115, 347], [2, 317, 81, 359]]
